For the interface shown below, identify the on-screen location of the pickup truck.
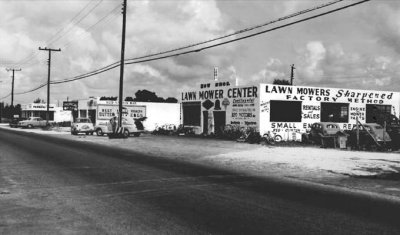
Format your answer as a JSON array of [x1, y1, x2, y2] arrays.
[[18, 117, 49, 128]]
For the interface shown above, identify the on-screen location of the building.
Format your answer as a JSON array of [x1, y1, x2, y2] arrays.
[[180, 82, 400, 140], [21, 103, 72, 122], [76, 97, 180, 131]]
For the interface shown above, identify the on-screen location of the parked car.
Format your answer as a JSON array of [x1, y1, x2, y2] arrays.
[[95, 117, 145, 137], [71, 118, 94, 135], [304, 122, 341, 144], [18, 117, 49, 128], [347, 123, 392, 150], [9, 117, 27, 128]]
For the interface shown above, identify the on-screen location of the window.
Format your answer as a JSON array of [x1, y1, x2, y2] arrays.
[[270, 100, 302, 122], [321, 102, 349, 123], [366, 104, 392, 123], [182, 102, 201, 126]]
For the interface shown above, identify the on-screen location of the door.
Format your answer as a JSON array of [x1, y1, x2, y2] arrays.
[[203, 111, 208, 134], [213, 111, 226, 136]]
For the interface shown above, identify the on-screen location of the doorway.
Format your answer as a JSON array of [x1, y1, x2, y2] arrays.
[[213, 111, 226, 136], [203, 111, 208, 134]]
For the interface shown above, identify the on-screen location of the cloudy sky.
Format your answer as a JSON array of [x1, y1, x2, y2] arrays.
[[0, 0, 399, 105]]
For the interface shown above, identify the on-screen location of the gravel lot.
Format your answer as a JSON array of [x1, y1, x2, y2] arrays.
[[1, 124, 400, 199]]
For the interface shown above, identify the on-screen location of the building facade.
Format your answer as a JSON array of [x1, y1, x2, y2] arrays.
[[181, 82, 400, 140]]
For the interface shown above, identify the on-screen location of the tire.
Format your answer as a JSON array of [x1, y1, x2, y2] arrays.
[[27, 124, 33, 129], [96, 128, 104, 136], [274, 135, 283, 142], [133, 132, 141, 137], [123, 129, 130, 138]]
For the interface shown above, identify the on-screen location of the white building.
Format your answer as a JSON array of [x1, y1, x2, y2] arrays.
[[181, 82, 400, 140], [76, 97, 180, 131], [21, 103, 72, 122]]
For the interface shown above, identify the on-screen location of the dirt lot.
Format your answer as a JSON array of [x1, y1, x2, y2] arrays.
[[2, 124, 400, 199]]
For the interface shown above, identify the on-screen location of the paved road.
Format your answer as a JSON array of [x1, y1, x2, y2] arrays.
[[1, 129, 400, 234]]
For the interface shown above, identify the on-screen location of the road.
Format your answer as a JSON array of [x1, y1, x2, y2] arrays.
[[1, 128, 400, 234]]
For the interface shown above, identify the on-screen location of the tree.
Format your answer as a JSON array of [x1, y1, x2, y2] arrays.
[[99, 96, 118, 101], [272, 79, 291, 85], [165, 97, 178, 103], [134, 90, 161, 102]]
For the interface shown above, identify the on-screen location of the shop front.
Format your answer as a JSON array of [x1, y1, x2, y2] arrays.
[[181, 83, 400, 140], [181, 81, 259, 135]]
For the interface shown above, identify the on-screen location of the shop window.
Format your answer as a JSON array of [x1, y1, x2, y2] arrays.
[[366, 104, 392, 123], [270, 100, 302, 122], [321, 102, 349, 123], [182, 102, 201, 126], [80, 110, 87, 118]]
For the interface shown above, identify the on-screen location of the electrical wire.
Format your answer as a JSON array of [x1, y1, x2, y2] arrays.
[[125, 0, 345, 63], [2, 0, 371, 100], [12, 0, 104, 68], [62, 4, 121, 50], [51, 0, 349, 85]]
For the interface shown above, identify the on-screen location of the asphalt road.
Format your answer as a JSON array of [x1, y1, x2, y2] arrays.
[[1, 128, 400, 234]]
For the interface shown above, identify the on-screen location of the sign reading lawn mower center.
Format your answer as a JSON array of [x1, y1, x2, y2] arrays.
[[181, 82, 399, 141]]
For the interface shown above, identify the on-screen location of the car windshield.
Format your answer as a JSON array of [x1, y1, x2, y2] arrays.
[[76, 119, 91, 123]]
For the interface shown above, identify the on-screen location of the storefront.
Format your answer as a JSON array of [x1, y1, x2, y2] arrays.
[[181, 81, 259, 135], [181, 82, 400, 140], [21, 103, 72, 122], [76, 97, 181, 131]]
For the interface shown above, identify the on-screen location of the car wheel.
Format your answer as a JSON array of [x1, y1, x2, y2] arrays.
[[96, 129, 104, 136], [133, 132, 141, 137], [27, 124, 33, 129], [123, 129, 130, 138], [274, 135, 282, 142]]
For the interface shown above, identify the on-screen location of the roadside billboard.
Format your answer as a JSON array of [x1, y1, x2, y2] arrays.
[[97, 104, 146, 123]]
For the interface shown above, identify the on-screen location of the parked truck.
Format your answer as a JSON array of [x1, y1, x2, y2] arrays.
[[94, 104, 146, 137]]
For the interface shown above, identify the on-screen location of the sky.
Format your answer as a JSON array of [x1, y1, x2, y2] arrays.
[[0, 0, 399, 105]]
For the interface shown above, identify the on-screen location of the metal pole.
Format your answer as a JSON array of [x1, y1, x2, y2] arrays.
[[356, 116, 359, 150], [118, 0, 127, 128]]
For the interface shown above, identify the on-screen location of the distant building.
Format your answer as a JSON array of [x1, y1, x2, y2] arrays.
[[21, 103, 72, 122], [76, 97, 180, 131]]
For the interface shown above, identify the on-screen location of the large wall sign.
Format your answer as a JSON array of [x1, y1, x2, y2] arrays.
[[181, 83, 260, 132], [260, 84, 400, 140]]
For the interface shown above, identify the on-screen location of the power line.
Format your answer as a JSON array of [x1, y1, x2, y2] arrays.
[[2, 0, 371, 99], [125, 0, 345, 63], [11, 0, 104, 68], [52, 0, 350, 85]]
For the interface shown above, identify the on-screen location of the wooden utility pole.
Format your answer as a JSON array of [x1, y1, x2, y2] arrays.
[[118, 0, 127, 127], [39, 47, 61, 124], [290, 64, 295, 85], [5, 68, 21, 107]]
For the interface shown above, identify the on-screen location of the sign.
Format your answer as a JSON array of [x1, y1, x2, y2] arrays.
[[97, 105, 146, 122], [63, 101, 78, 111]]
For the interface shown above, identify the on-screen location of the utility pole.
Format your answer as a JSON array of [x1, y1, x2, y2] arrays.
[[118, 0, 127, 128], [6, 68, 21, 107], [290, 64, 295, 85], [39, 47, 61, 124]]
